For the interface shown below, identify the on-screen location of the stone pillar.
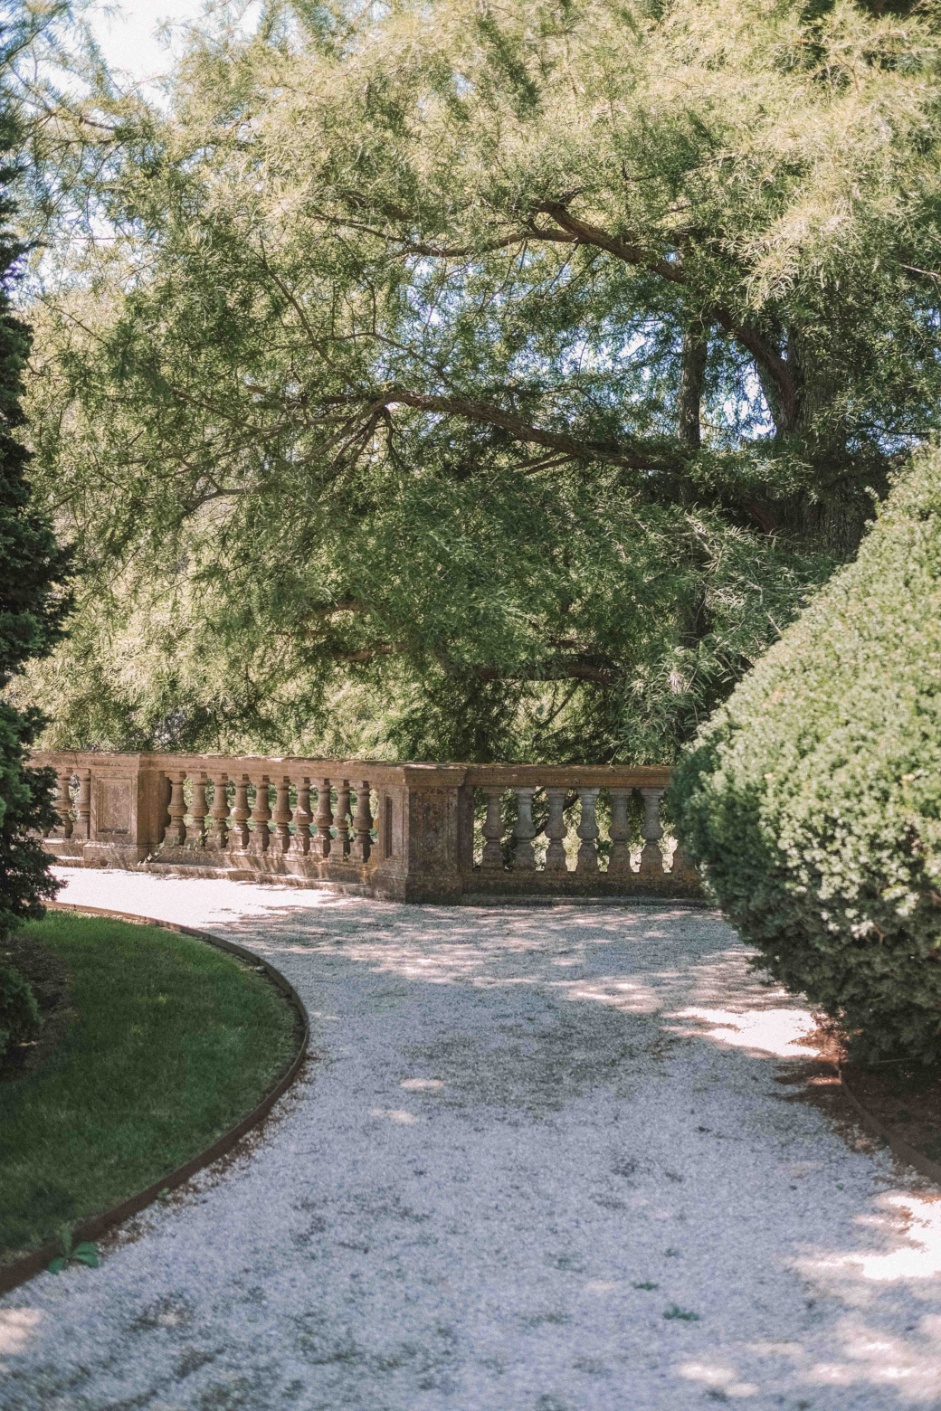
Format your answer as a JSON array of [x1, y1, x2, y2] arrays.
[[350, 782, 373, 864], [576, 787, 600, 872], [88, 757, 170, 863], [207, 773, 229, 850], [544, 787, 568, 873], [250, 775, 271, 854], [291, 778, 312, 857], [512, 788, 537, 870], [164, 771, 188, 847], [639, 787, 665, 879], [229, 775, 250, 852], [313, 779, 333, 859], [608, 788, 632, 879], [669, 839, 701, 894], [396, 769, 467, 901], [334, 780, 351, 860], [481, 788, 504, 869], [273, 776, 292, 854]]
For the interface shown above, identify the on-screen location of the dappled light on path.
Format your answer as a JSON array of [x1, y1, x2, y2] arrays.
[[800, 1192, 941, 1285], [1, 868, 938, 1411], [802, 1311, 941, 1403], [0, 1309, 40, 1361], [667, 1005, 819, 1059]]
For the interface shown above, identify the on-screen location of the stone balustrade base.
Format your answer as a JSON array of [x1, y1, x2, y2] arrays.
[[36, 752, 703, 906], [46, 847, 700, 905]]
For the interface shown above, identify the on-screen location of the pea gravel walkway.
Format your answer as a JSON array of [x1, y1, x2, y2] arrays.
[[2, 871, 941, 1411]]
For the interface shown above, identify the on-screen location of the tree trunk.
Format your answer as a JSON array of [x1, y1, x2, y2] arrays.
[[677, 329, 707, 451]]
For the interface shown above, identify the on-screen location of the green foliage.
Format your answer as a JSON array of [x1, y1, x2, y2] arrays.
[[19, 0, 941, 761], [663, 1304, 701, 1321], [47, 1227, 99, 1275], [0, 957, 39, 1062], [0, 89, 71, 944], [673, 447, 941, 1066]]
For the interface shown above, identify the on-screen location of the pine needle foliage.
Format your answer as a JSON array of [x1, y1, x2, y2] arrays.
[[0, 77, 71, 946], [17, 0, 941, 761]]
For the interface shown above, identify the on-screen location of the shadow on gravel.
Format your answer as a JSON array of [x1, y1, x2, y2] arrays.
[[4, 881, 940, 1410], [209, 895, 941, 1408]]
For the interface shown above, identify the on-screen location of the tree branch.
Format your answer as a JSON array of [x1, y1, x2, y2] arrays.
[[536, 204, 798, 429], [537, 202, 684, 285], [383, 388, 674, 472], [286, 200, 799, 429], [473, 657, 617, 685]]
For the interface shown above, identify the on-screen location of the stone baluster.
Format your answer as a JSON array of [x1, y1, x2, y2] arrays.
[[313, 779, 333, 859], [350, 781, 373, 864], [164, 771, 188, 846], [608, 788, 632, 878], [481, 788, 504, 869], [273, 776, 293, 854], [52, 770, 73, 838], [228, 775, 250, 851], [250, 776, 271, 853], [544, 787, 568, 872], [188, 773, 208, 849], [512, 787, 537, 870], [334, 780, 351, 860], [290, 777, 312, 857], [75, 769, 92, 840], [639, 787, 666, 878], [207, 773, 229, 850], [576, 787, 601, 872]]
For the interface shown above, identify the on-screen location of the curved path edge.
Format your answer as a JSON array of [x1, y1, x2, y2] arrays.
[[0, 901, 311, 1298]]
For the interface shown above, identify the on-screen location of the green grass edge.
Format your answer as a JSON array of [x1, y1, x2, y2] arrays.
[[0, 911, 300, 1262]]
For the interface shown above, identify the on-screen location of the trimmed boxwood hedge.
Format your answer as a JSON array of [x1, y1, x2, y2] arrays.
[[672, 449, 941, 1066]]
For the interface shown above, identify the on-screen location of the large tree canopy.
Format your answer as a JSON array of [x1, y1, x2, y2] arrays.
[[16, 0, 941, 761]]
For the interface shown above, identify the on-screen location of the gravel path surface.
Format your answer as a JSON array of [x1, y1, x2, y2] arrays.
[[2, 870, 940, 1411]]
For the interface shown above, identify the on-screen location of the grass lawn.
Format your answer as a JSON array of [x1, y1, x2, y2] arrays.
[[0, 911, 300, 1264]]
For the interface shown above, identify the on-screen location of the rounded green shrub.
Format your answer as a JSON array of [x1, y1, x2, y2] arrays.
[[0, 959, 39, 1062], [672, 449, 941, 1066]]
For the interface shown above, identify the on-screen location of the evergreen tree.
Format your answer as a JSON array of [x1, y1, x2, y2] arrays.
[[0, 92, 70, 943], [18, 0, 941, 762]]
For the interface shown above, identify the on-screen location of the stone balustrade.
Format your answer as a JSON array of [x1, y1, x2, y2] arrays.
[[32, 752, 701, 903]]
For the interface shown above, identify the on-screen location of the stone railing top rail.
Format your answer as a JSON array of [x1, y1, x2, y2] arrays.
[[31, 751, 672, 791]]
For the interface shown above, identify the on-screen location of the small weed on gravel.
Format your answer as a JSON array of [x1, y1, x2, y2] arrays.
[[48, 1226, 99, 1274], [663, 1304, 701, 1321]]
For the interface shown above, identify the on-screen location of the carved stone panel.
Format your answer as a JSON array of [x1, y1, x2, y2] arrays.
[[409, 789, 455, 866], [95, 777, 132, 836]]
